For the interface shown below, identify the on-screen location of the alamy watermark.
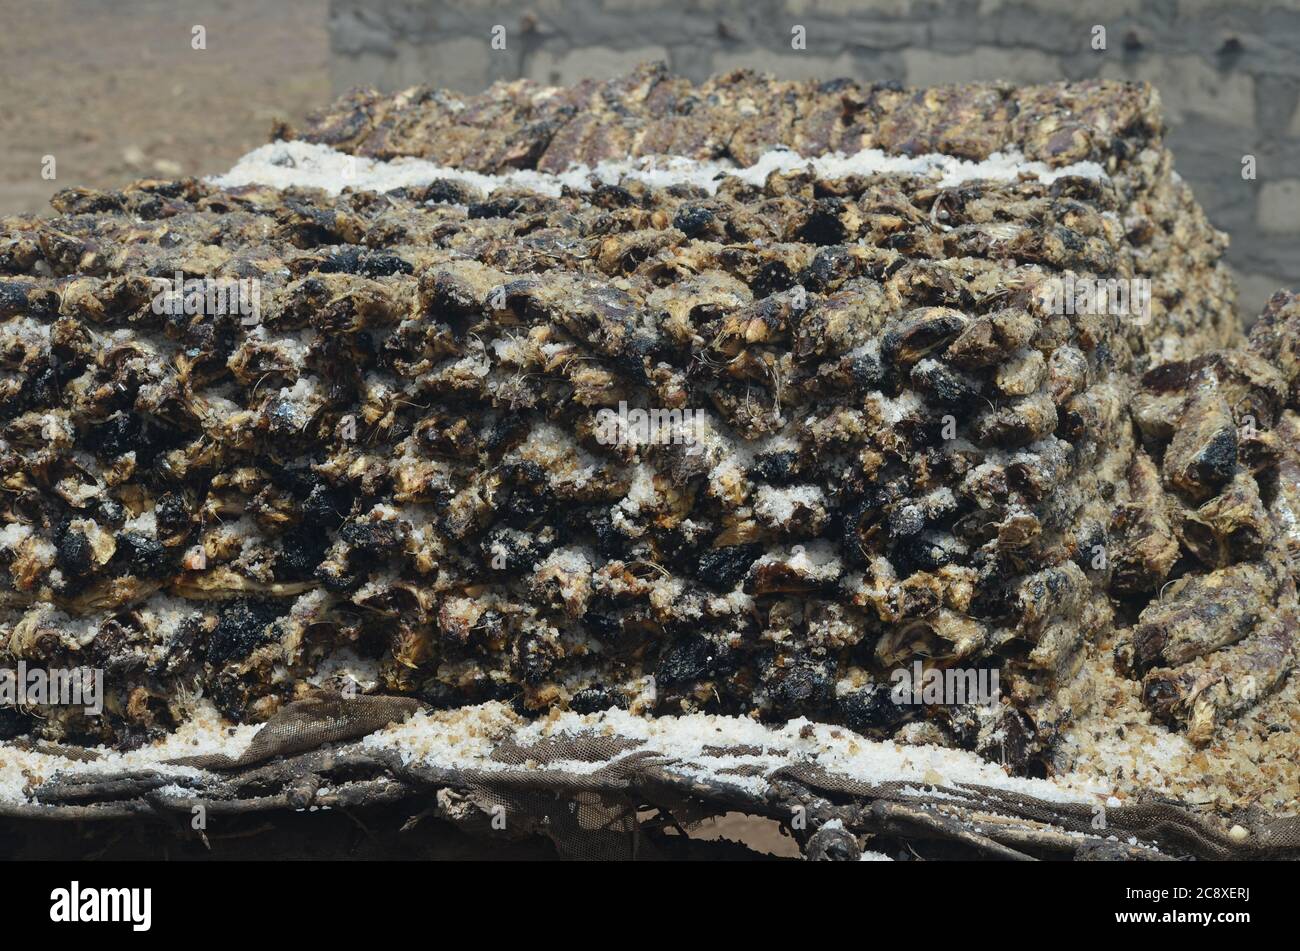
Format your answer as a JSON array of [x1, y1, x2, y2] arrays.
[[594, 401, 706, 447], [50, 882, 151, 931], [0, 662, 103, 715], [1041, 274, 1151, 326], [890, 660, 1000, 707], [150, 271, 260, 325]]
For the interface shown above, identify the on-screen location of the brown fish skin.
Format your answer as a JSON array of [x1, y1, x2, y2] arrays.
[[1162, 384, 1239, 502], [1109, 450, 1179, 595], [1130, 564, 1273, 673], [1143, 608, 1295, 746]]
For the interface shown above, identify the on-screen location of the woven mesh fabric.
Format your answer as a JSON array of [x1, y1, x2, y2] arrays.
[[463, 734, 647, 859], [776, 762, 1300, 859], [166, 692, 423, 770], [12, 694, 1300, 860]]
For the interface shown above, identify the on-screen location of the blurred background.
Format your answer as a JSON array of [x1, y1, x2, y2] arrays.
[[1, 0, 1296, 321]]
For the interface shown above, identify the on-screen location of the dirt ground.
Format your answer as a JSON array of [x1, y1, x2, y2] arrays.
[[0, 0, 330, 216]]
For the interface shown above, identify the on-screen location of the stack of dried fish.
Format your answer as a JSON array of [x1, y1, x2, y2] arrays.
[[0, 66, 1288, 796], [299, 63, 1238, 368], [1109, 290, 1300, 744]]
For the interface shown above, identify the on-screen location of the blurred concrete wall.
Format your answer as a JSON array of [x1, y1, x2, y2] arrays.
[[329, 0, 1300, 322]]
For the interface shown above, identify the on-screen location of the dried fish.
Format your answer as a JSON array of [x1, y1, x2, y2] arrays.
[[0, 66, 1289, 808]]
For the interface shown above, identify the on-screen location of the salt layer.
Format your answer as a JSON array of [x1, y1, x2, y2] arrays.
[[0, 700, 1113, 807], [210, 139, 1108, 199]]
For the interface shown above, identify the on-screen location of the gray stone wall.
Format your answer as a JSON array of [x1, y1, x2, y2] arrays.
[[329, 0, 1300, 323]]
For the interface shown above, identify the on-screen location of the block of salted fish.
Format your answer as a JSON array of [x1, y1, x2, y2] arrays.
[[0, 65, 1293, 820], [1128, 563, 1276, 672], [1143, 610, 1295, 746], [1271, 413, 1300, 565], [1248, 289, 1300, 406], [1099, 304, 1300, 744], [1108, 450, 1180, 594], [295, 63, 1161, 173]]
